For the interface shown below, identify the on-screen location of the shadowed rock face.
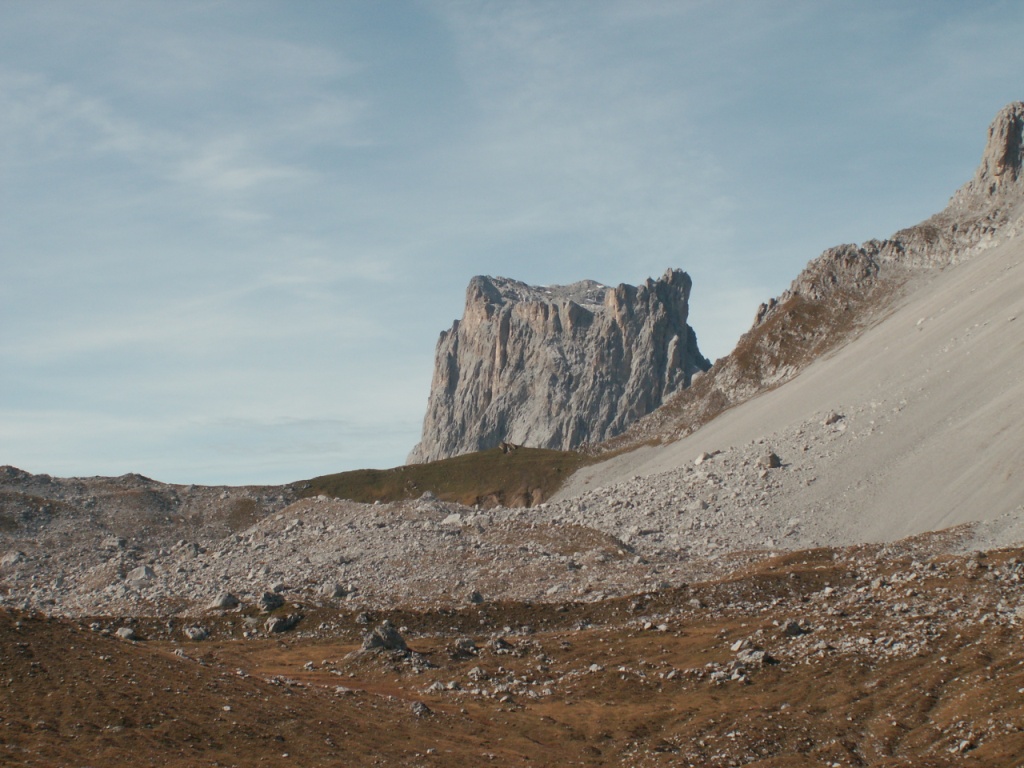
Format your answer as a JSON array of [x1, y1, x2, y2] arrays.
[[408, 269, 711, 463]]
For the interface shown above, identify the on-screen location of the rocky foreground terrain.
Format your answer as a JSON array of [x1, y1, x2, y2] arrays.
[[1, 104, 1023, 766], [3, 534, 1024, 766]]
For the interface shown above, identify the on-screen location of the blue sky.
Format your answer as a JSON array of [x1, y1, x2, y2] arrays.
[[2, 1, 1023, 485]]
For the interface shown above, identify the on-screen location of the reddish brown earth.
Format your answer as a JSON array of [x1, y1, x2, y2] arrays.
[[3, 533, 1023, 767]]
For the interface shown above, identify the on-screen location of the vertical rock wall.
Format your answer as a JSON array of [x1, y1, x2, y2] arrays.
[[408, 269, 710, 463]]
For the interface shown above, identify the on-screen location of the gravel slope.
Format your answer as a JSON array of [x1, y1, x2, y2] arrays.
[[553, 218, 1024, 551]]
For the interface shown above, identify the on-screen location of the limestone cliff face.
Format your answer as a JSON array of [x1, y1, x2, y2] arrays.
[[408, 269, 711, 463]]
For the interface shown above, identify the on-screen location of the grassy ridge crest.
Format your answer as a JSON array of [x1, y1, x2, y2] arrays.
[[298, 446, 594, 508]]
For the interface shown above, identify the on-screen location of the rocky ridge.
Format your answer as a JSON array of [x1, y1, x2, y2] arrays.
[[608, 101, 1024, 450], [408, 269, 710, 463]]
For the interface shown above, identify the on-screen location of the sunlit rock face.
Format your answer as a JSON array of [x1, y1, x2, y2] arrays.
[[408, 268, 711, 464], [952, 101, 1024, 208]]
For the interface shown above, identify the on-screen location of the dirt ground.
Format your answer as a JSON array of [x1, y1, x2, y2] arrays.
[[3, 534, 1024, 767]]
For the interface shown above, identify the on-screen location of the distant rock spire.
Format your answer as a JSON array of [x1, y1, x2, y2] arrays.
[[951, 101, 1024, 209]]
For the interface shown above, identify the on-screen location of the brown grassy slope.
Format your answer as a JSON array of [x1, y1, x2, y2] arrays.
[[298, 446, 594, 507]]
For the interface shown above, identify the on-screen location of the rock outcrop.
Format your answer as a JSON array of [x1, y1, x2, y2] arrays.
[[951, 101, 1024, 209], [408, 269, 711, 463]]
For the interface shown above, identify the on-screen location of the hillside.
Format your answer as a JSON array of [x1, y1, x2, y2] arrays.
[[550, 102, 1024, 551], [553, 209, 1024, 550]]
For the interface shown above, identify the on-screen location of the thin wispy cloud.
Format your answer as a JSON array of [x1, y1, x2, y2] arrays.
[[3, 1, 1024, 484]]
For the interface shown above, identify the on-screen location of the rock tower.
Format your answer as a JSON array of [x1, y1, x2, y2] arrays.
[[408, 269, 711, 463]]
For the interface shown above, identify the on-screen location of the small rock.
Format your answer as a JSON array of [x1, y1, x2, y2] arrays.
[[781, 619, 809, 637], [126, 565, 155, 583], [259, 592, 285, 612], [468, 590, 484, 604], [265, 614, 302, 634], [115, 627, 137, 641], [757, 452, 782, 470], [823, 411, 844, 426], [208, 592, 240, 610], [361, 620, 408, 652], [449, 636, 479, 658], [410, 701, 432, 717], [183, 626, 209, 641], [490, 637, 514, 654], [320, 583, 347, 599]]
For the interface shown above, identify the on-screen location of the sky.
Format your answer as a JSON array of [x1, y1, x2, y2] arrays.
[[2, 1, 1024, 486]]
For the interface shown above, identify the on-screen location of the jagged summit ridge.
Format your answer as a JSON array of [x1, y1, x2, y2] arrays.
[[472, 275, 611, 307], [408, 269, 711, 464], [952, 101, 1024, 208]]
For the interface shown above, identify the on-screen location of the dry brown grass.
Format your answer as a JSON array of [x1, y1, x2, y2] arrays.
[[4, 540, 1023, 766], [298, 446, 595, 508]]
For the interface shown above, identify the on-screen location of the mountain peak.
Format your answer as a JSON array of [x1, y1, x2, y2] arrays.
[[408, 269, 710, 465], [951, 101, 1024, 208]]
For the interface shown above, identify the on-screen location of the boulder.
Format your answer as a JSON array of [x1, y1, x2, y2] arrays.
[[259, 592, 285, 612], [208, 592, 240, 610], [319, 582, 347, 599], [360, 620, 408, 652], [0, 551, 25, 567], [183, 626, 209, 641], [265, 614, 302, 634], [126, 565, 155, 583]]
